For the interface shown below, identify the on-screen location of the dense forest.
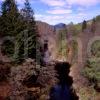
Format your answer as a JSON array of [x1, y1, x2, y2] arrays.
[[0, 0, 100, 100]]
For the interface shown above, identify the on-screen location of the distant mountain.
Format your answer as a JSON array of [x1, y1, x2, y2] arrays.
[[54, 23, 67, 30]]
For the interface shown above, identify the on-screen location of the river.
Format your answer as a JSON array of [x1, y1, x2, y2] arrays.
[[49, 62, 79, 100]]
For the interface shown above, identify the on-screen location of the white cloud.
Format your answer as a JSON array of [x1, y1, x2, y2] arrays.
[[40, 0, 66, 7], [47, 9, 72, 14], [40, 0, 100, 7], [66, 0, 100, 6], [35, 14, 68, 24], [35, 13, 85, 25], [35, 11, 95, 24], [35, 14, 64, 20]]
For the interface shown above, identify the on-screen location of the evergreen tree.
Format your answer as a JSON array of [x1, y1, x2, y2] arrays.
[[0, 0, 42, 63], [0, 0, 23, 36], [82, 20, 87, 32], [19, 0, 41, 61], [91, 18, 96, 33], [0, 0, 26, 62], [1, 0, 17, 15]]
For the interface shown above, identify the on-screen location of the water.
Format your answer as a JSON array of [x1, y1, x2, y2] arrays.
[[49, 62, 79, 100], [50, 85, 71, 100]]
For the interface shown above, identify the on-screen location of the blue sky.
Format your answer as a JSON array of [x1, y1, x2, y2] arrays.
[[0, 0, 100, 25]]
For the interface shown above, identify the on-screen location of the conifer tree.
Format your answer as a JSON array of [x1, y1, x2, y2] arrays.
[[0, 0, 26, 62], [19, 0, 41, 61], [0, 0, 22, 36], [0, 0, 42, 63], [0, 0, 21, 60]]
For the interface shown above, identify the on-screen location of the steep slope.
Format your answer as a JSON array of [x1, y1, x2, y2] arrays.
[[36, 21, 57, 60]]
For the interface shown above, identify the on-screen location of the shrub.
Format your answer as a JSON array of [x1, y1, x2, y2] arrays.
[[91, 40, 100, 57], [9, 59, 40, 100], [9, 59, 57, 100], [83, 59, 100, 91]]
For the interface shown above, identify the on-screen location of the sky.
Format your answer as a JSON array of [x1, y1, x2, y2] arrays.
[[0, 0, 100, 25]]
